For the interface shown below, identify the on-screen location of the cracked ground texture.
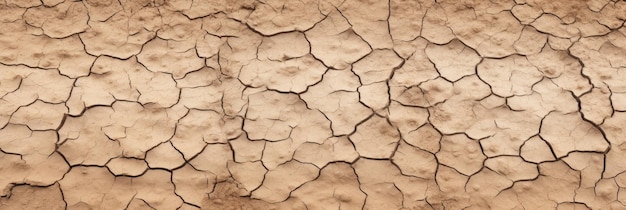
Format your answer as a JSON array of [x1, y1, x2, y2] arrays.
[[1, 0, 626, 209]]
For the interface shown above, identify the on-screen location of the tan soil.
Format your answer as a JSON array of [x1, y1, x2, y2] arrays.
[[1, 0, 626, 209]]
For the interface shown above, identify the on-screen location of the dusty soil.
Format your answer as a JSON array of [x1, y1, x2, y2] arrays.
[[1, 0, 626, 209]]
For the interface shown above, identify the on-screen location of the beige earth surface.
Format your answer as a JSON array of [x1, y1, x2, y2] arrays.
[[1, 0, 626, 209]]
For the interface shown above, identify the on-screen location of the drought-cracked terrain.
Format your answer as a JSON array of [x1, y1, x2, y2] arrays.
[[1, 0, 626, 209]]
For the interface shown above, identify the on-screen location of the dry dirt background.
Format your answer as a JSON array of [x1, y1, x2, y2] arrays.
[[1, 0, 626, 209]]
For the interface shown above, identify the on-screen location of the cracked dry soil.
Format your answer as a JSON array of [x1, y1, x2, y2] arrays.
[[1, 0, 626, 209]]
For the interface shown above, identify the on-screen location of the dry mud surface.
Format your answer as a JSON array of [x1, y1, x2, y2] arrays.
[[1, 0, 626, 209]]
